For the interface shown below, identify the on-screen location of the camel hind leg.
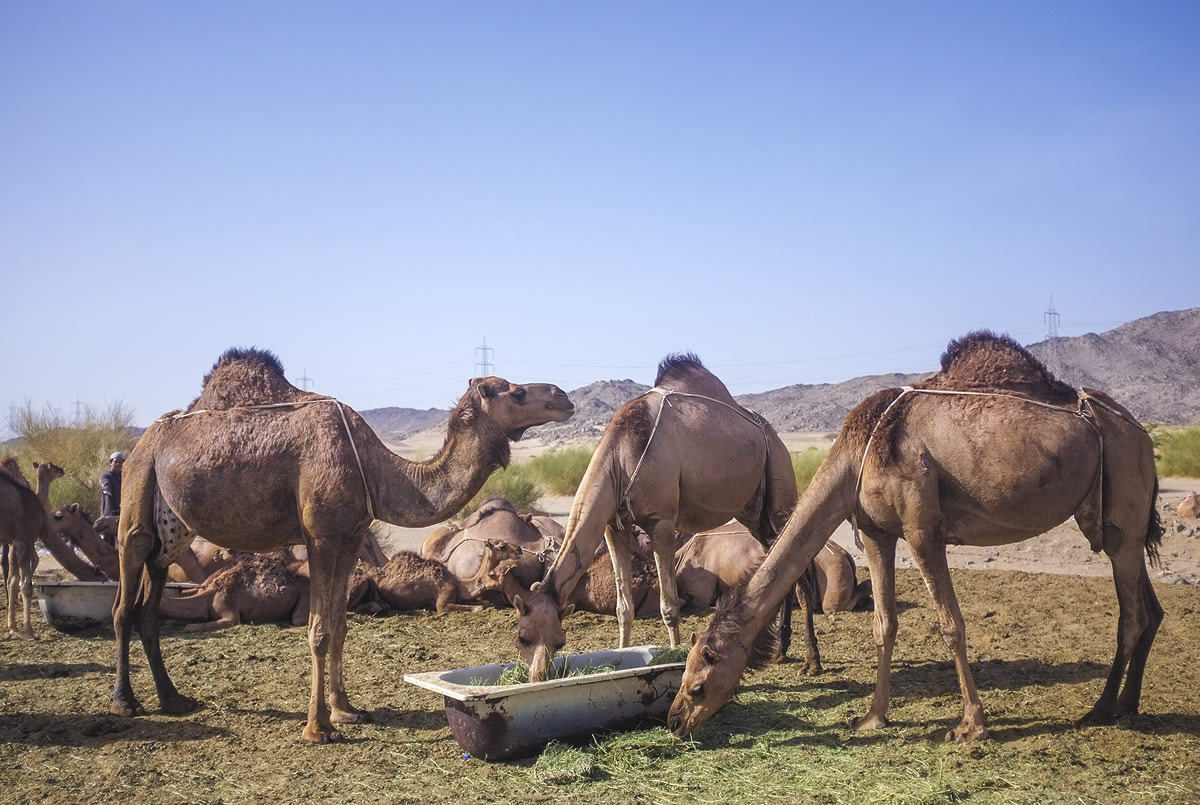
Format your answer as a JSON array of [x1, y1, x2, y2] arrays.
[[604, 525, 637, 647], [852, 529, 898, 732]]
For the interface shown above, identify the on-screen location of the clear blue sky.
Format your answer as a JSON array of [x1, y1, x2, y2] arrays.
[[3, 2, 1197, 434]]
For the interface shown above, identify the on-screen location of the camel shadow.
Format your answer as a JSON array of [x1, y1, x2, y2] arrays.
[[0, 712, 227, 747], [0, 662, 110, 682]]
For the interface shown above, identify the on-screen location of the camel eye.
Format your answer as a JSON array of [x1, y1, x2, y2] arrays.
[[518, 635, 531, 647], [511, 388, 526, 402], [690, 684, 705, 699]]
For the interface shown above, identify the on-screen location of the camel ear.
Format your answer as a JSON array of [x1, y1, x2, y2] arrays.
[[513, 595, 527, 616], [33, 461, 40, 469], [700, 645, 720, 664], [530, 580, 542, 592], [559, 603, 575, 620], [690, 631, 698, 647], [69, 503, 80, 513]]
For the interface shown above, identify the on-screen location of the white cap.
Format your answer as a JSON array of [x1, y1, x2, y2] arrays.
[[110, 452, 126, 461]]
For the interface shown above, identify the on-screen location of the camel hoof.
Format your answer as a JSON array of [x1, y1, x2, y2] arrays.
[[111, 698, 145, 718], [160, 694, 200, 715], [302, 725, 344, 744], [850, 714, 888, 731], [1077, 708, 1116, 727], [944, 724, 989, 743], [330, 708, 369, 725], [797, 660, 824, 677]]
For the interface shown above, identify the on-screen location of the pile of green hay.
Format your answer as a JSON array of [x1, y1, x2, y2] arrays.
[[647, 645, 690, 665], [495, 658, 619, 685]]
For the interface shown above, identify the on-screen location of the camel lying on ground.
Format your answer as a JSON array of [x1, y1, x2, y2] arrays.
[[348, 540, 522, 615], [111, 347, 572, 743], [669, 332, 1163, 743], [158, 552, 310, 631], [420, 496, 563, 594], [513, 353, 808, 683]]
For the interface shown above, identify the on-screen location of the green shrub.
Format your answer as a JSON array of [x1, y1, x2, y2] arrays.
[[791, 447, 827, 495], [7, 400, 137, 512], [526, 445, 594, 496], [459, 462, 544, 516], [1155, 423, 1200, 478]]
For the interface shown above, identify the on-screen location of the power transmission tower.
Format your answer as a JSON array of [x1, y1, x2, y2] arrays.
[[1043, 296, 1062, 377], [474, 338, 494, 376], [298, 369, 314, 391], [72, 396, 85, 424]]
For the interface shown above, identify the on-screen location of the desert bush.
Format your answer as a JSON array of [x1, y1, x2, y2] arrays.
[[526, 445, 594, 496], [1155, 423, 1200, 478], [7, 399, 137, 511], [458, 462, 544, 516], [791, 447, 827, 495]]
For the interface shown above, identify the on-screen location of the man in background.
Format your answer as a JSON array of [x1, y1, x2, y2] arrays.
[[99, 452, 125, 542]]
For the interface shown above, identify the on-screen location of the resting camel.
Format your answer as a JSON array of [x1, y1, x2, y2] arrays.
[[347, 541, 522, 615], [480, 539, 662, 617], [111, 347, 573, 743], [513, 353, 805, 683], [668, 332, 1163, 743], [676, 523, 871, 614], [421, 496, 563, 594], [159, 552, 311, 631]]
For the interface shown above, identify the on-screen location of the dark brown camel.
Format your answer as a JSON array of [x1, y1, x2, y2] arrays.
[[111, 347, 572, 743], [158, 552, 311, 631], [513, 354, 802, 682], [669, 332, 1163, 743]]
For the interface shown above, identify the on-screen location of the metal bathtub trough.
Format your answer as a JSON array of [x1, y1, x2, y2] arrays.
[[35, 581, 197, 632], [404, 645, 686, 760]]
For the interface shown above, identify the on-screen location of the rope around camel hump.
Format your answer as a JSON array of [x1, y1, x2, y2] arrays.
[[846, 385, 1146, 549], [616, 387, 771, 530], [157, 397, 376, 523]]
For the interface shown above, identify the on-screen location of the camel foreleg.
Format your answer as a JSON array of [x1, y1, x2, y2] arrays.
[[852, 531, 898, 732], [322, 542, 368, 728], [792, 569, 822, 675], [604, 526, 637, 647], [649, 521, 681, 648]]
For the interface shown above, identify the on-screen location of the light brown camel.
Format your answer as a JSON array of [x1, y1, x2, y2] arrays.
[[158, 552, 311, 631], [420, 496, 563, 594], [347, 540, 523, 615], [668, 332, 1163, 743], [0, 470, 42, 636], [676, 523, 871, 614], [513, 354, 803, 682], [111, 347, 572, 743], [480, 539, 662, 617], [1, 460, 63, 582]]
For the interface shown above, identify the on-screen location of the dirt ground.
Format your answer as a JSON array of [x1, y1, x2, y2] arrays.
[[4, 435, 1200, 803]]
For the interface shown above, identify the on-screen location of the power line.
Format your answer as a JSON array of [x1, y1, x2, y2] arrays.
[[474, 338, 494, 376]]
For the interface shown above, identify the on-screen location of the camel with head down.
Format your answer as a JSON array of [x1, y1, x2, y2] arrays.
[[668, 332, 1163, 743], [110, 347, 572, 743]]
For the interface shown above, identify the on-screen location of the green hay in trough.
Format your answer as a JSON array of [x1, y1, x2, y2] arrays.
[[494, 658, 619, 686], [647, 645, 690, 665]]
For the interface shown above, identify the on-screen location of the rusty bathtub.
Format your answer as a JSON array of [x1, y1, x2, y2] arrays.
[[403, 645, 686, 760]]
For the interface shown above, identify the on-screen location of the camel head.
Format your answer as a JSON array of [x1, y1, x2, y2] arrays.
[[464, 377, 574, 442], [513, 585, 575, 683], [33, 461, 65, 484], [666, 629, 749, 736], [50, 503, 89, 543]]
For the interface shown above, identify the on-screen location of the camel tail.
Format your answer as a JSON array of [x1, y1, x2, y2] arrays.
[[1144, 475, 1164, 568]]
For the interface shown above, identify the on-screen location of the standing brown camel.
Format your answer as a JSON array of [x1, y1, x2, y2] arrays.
[[668, 332, 1163, 743], [111, 347, 573, 743], [513, 353, 801, 682], [676, 523, 870, 614]]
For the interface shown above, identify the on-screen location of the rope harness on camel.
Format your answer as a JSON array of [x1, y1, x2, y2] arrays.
[[615, 387, 772, 531], [158, 398, 376, 524], [848, 385, 1146, 549]]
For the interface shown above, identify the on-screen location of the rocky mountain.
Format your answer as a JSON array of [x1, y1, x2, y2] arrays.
[[360, 307, 1200, 443]]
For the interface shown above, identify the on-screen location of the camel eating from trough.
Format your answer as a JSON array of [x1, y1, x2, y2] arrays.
[[668, 331, 1163, 743], [110, 347, 573, 743], [512, 353, 808, 683]]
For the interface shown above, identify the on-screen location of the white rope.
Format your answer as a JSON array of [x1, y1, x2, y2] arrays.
[[617, 387, 769, 529], [157, 396, 377, 525], [848, 386, 1112, 548]]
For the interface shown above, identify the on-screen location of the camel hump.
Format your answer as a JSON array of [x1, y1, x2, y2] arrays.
[[653, 352, 735, 401], [192, 347, 308, 409], [0, 455, 31, 488], [918, 330, 1076, 404], [463, 496, 518, 528]]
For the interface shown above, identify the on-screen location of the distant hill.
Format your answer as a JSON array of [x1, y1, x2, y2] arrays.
[[360, 308, 1200, 444]]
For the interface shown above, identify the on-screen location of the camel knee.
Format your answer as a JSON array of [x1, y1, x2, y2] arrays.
[[873, 612, 897, 647], [938, 617, 967, 653]]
